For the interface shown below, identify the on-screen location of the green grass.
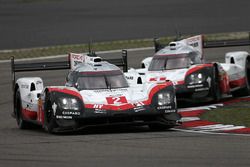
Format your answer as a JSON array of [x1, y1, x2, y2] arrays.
[[200, 101, 250, 127], [1, 31, 249, 60]]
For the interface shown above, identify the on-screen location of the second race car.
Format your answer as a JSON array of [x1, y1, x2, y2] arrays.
[[11, 51, 181, 133], [125, 35, 250, 102]]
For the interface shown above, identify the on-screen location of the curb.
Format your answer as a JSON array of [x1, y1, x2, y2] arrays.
[[177, 97, 250, 135]]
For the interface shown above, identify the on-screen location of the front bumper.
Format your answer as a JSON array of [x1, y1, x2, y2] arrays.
[[175, 83, 212, 101], [53, 106, 180, 132]]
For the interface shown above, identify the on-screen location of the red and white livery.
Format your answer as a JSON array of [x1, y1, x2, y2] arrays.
[[125, 35, 250, 102], [11, 51, 180, 133]]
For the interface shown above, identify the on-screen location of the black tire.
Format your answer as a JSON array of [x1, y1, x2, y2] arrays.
[[15, 88, 30, 129], [44, 96, 58, 133], [232, 57, 250, 97], [211, 66, 221, 102]]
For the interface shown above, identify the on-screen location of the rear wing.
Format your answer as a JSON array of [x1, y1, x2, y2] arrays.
[[11, 50, 128, 91]]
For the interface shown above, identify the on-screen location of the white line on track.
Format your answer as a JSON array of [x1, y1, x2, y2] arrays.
[[181, 117, 200, 122], [173, 128, 250, 137]]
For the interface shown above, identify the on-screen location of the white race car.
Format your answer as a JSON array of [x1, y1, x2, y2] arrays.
[[125, 35, 250, 102], [11, 51, 180, 133]]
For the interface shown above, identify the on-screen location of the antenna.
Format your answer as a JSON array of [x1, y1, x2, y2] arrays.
[[87, 39, 96, 57], [174, 27, 182, 41]]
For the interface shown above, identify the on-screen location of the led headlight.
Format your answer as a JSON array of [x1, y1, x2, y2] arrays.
[[58, 97, 80, 110], [188, 73, 205, 85], [158, 92, 171, 105]]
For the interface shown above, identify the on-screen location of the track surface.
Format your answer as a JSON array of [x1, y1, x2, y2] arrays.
[[1, 0, 250, 49], [1, 46, 250, 167]]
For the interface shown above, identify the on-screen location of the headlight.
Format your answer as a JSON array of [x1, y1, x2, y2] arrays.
[[187, 73, 205, 85], [158, 92, 171, 105], [58, 97, 80, 110]]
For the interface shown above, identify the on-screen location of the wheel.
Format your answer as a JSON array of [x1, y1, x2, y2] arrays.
[[44, 96, 58, 133], [15, 88, 30, 129], [232, 57, 250, 97], [211, 66, 221, 102]]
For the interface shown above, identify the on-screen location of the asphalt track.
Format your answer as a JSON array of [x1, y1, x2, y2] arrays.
[[1, 46, 250, 167], [1, 0, 250, 49]]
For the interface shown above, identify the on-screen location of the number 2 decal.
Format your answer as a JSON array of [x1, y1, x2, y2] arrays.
[[106, 96, 128, 104]]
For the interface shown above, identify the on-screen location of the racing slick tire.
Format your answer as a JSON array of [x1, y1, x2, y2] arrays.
[[15, 88, 31, 129], [44, 95, 58, 134], [211, 66, 221, 102], [232, 57, 250, 97]]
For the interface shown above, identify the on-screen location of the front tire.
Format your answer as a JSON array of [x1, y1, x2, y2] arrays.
[[44, 96, 58, 133], [211, 66, 221, 102]]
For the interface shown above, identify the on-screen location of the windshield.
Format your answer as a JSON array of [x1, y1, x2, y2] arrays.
[[148, 54, 191, 71], [76, 71, 129, 90]]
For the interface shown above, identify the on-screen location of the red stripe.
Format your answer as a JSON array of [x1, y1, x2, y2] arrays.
[[177, 80, 185, 85], [186, 64, 213, 76], [229, 77, 246, 88], [180, 110, 206, 117], [48, 87, 82, 100], [22, 108, 37, 120], [180, 120, 217, 128], [149, 78, 157, 81]]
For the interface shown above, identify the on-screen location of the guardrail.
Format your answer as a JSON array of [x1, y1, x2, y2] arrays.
[[203, 39, 250, 48]]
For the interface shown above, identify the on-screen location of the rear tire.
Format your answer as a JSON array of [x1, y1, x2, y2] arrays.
[[15, 88, 30, 129], [232, 57, 250, 97]]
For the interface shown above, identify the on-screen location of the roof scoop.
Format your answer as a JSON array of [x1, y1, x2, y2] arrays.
[[169, 42, 180, 50]]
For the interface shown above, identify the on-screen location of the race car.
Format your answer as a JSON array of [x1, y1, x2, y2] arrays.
[[125, 35, 250, 102], [11, 51, 181, 133]]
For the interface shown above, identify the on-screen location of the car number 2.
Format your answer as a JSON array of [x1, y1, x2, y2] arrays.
[[106, 96, 128, 104]]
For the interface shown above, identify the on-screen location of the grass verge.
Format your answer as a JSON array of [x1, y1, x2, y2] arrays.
[[200, 101, 250, 127], [0, 31, 249, 60]]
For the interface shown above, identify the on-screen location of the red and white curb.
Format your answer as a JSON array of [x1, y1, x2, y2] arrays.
[[176, 97, 250, 134]]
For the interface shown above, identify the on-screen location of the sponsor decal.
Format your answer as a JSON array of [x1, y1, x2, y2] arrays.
[[94, 109, 107, 114], [93, 104, 104, 109], [93, 88, 128, 93], [106, 96, 128, 104], [134, 102, 145, 112], [187, 84, 203, 88], [21, 84, 29, 89], [52, 103, 57, 116], [195, 87, 209, 92], [126, 76, 133, 80], [164, 109, 176, 113], [56, 115, 73, 119], [62, 111, 81, 116], [157, 105, 172, 110]]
